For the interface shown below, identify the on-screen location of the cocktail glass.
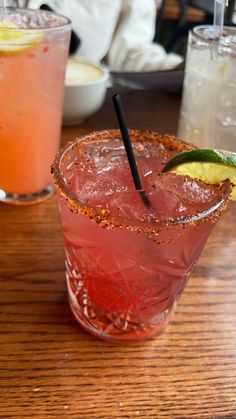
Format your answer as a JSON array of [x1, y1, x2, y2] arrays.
[[52, 130, 230, 343], [0, 8, 71, 204], [178, 25, 236, 152]]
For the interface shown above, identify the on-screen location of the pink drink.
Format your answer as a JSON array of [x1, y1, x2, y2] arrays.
[[0, 9, 71, 204], [52, 130, 230, 342]]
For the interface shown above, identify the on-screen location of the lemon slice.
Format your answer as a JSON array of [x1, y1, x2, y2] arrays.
[[162, 149, 236, 200], [0, 22, 43, 54]]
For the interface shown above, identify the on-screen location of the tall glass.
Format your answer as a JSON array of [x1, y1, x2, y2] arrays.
[[178, 25, 236, 152], [0, 8, 71, 204], [52, 130, 230, 343]]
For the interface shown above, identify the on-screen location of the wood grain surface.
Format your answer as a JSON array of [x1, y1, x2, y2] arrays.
[[0, 85, 236, 419]]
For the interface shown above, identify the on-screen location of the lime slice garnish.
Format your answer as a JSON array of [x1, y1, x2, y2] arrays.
[[162, 149, 236, 200], [0, 22, 42, 54]]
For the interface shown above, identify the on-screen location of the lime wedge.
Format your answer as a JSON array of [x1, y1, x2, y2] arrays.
[[0, 22, 42, 54], [162, 149, 236, 200]]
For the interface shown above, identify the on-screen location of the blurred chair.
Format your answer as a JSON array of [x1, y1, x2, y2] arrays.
[[155, 0, 235, 56], [188, 0, 235, 22]]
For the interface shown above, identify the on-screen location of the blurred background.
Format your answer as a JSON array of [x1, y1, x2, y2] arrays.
[[155, 0, 236, 57], [3, 0, 236, 61]]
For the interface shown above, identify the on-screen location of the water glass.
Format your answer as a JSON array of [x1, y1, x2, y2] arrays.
[[178, 25, 236, 151]]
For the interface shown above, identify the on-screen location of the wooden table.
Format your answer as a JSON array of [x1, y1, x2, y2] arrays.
[[1, 84, 236, 419]]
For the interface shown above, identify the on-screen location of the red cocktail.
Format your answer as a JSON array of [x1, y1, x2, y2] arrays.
[[52, 130, 230, 342]]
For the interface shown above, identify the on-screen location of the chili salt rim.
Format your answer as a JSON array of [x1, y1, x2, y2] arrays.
[[51, 129, 231, 235]]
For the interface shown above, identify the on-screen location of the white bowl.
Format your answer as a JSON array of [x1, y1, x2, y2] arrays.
[[63, 59, 109, 126]]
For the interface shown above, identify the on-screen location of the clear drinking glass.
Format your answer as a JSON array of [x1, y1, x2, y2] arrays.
[[52, 130, 230, 343], [178, 25, 236, 152], [0, 8, 71, 204]]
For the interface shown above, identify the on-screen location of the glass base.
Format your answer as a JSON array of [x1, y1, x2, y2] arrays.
[[1, 184, 55, 206], [69, 299, 177, 343]]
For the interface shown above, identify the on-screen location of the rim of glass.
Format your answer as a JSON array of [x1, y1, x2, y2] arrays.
[[192, 24, 236, 43], [0, 7, 71, 32], [52, 129, 230, 230]]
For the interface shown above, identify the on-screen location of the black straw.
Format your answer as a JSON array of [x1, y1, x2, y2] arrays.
[[112, 93, 151, 209]]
